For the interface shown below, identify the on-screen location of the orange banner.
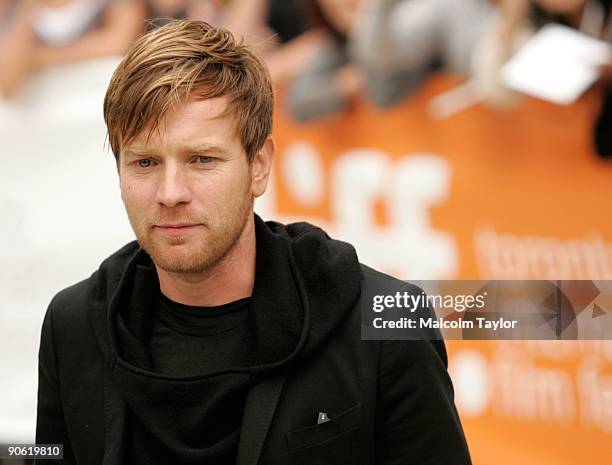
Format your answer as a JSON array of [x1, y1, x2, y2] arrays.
[[268, 74, 612, 465]]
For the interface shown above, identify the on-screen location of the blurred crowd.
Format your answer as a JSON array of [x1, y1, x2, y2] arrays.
[[1, 0, 611, 157]]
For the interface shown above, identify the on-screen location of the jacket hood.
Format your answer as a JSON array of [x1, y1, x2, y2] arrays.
[[87, 215, 362, 378]]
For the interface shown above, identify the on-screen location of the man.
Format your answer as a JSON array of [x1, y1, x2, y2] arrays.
[[36, 20, 472, 464]]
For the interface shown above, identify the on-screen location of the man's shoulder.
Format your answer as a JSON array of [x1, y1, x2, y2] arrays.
[[45, 275, 96, 329], [45, 241, 140, 325], [359, 263, 424, 295], [51, 276, 91, 306], [358, 264, 448, 365], [49, 240, 140, 304], [360, 263, 401, 284]]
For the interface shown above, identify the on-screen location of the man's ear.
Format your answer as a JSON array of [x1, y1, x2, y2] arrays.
[[250, 136, 275, 198]]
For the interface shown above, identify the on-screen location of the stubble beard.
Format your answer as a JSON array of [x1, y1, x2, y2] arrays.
[[129, 194, 253, 276]]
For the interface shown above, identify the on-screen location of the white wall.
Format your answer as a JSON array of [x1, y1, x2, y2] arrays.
[[0, 58, 134, 441]]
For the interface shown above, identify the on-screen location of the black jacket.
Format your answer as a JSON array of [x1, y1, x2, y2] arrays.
[[36, 217, 471, 464]]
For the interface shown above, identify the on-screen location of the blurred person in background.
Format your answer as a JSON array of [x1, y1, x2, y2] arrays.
[[0, 0, 14, 30], [288, 0, 424, 121], [227, 0, 308, 45], [351, 0, 502, 113], [288, 0, 365, 121], [146, 0, 227, 29], [147, 0, 190, 27], [353, 0, 612, 135], [225, 0, 328, 86], [495, 0, 612, 157], [0, 0, 145, 98]]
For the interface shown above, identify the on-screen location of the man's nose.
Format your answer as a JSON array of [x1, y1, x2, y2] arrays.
[[155, 163, 192, 207]]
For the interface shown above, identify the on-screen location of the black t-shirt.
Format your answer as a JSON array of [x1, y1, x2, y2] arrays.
[[149, 293, 251, 377], [121, 293, 252, 464]]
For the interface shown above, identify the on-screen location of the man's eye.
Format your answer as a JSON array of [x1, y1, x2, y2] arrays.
[[196, 156, 213, 164], [136, 159, 153, 168]]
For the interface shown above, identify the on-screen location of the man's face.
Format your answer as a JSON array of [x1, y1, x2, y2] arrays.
[[119, 95, 270, 274]]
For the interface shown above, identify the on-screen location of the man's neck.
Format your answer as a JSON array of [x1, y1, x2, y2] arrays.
[[155, 219, 256, 307]]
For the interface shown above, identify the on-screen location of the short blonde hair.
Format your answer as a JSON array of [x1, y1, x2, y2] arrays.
[[103, 20, 273, 162]]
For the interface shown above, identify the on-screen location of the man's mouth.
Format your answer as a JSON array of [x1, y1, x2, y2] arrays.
[[154, 223, 203, 235], [156, 223, 199, 228]]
